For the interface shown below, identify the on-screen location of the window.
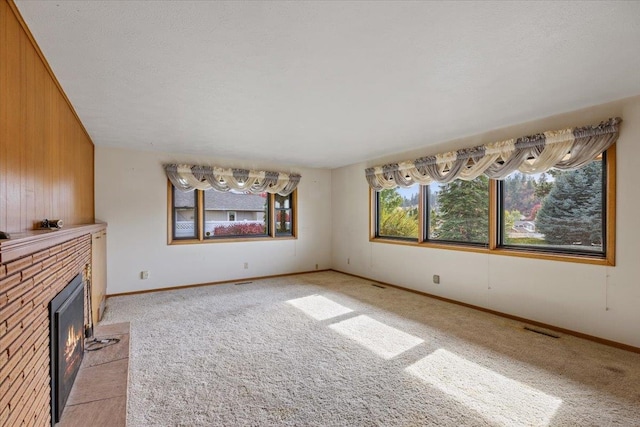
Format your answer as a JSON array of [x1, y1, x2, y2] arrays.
[[498, 155, 606, 256], [169, 184, 296, 243], [372, 148, 615, 265], [374, 178, 490, 245], [275, 193, 294, 236], [172, 189, 197, 240], [375, 185, 420, 240], [203, 191, 268, 238], [428, 177, 489, 245]]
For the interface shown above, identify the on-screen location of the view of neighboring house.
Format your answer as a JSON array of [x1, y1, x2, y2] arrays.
[[513, 220, 536, 234], [174, 190, 267, 237]]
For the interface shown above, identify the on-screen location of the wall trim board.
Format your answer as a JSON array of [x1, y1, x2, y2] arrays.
[[331, 269, 640, 355], [106, 269, 331, 298], [7, 0, 93, 143]]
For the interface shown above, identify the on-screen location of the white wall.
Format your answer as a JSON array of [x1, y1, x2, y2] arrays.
[[96, 96, 640, 347], [95, 147, 332, 294], [331, 95, 640, 348]]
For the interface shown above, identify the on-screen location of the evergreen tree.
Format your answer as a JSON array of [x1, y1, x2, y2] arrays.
[[401, 192, 420, 208], [536, 161, 603, 246], [435, 176, 489, 242], [534, 173, 553, 200], [429, 207, 439, 238]]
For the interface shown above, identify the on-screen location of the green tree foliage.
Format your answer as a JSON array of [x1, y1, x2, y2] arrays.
[[378, 188, 419, 238], [379, 188, 402, 211], [534, 173, 553, 200], [433, 176, 489, 243], [429, 207, 438, 237], [401, 192, 419, 208], [503, 173, 538, 218], [503, 210, 522, 234], [536, 161, 603, 246]]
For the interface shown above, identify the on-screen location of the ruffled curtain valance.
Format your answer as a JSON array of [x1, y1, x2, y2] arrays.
[[164, 164, 301, 196], [365, 117, 621, 190]]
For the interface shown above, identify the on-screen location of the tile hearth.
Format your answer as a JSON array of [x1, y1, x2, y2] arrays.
[[56, 322, 130, 427]]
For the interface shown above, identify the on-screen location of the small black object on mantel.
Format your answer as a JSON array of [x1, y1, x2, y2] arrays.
[[40, 219, 64, 229], [0, 231, 10, 240]]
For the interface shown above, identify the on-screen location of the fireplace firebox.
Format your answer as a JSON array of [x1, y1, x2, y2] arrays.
[[49, 273, 85, 424]]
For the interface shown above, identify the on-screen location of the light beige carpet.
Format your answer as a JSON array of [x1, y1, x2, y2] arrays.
[[101, 271, 640, 426]]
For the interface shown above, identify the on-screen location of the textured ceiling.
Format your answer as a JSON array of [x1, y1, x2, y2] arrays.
[[14, 1, 640, 169]]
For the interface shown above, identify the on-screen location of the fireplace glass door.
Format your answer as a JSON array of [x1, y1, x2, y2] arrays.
[[49, 273, 85, 423]]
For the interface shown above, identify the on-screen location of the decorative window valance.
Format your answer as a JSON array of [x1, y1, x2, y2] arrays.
[[365, 117, 621, 190], [164, 164, 301, 196]]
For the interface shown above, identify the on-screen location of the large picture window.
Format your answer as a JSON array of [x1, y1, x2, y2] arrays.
[[372, 148, 614, 265], [169, 184, 296, 243], [498, 155, 606, 255], [203, 191, 268, 238]]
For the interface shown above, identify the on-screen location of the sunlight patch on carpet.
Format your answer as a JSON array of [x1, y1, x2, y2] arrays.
[[286, 295, 354, 320], [406, 348, 562, 427], [329, 315, 423, 359]]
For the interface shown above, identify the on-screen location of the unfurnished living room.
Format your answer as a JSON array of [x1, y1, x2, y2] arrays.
[[2, 1, 640, 426]]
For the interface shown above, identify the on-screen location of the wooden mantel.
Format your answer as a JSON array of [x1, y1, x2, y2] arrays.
[[0, 223, 107, 263]]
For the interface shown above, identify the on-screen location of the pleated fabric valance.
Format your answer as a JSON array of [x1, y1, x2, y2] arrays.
[[365, 117, 621, 190], [164, 164, 301, 196]]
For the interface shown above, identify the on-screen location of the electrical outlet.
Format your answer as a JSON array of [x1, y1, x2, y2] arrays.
[[347, 258, 350, 265], [141, 271, 149, 280], [315, 264, 319, 270], [433, 274, 440, 284], [244, 262, 248, 269]]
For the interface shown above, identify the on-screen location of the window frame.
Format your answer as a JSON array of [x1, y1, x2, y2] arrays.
[[171, 187, 198, 241], [370, 145, 616, 266], [204, 192, 270, 240], [274, 193, 295, 237], [167, 181, 297, 244], [373, 185, 422, 242], [496, 153, 607, 258], [424, 177, 490, 248]]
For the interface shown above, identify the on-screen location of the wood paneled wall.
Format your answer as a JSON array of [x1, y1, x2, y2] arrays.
[[0, 0, 95, 234]]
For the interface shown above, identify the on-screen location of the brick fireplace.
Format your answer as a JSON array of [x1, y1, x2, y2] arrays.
[[0, 231, 93, 427]]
